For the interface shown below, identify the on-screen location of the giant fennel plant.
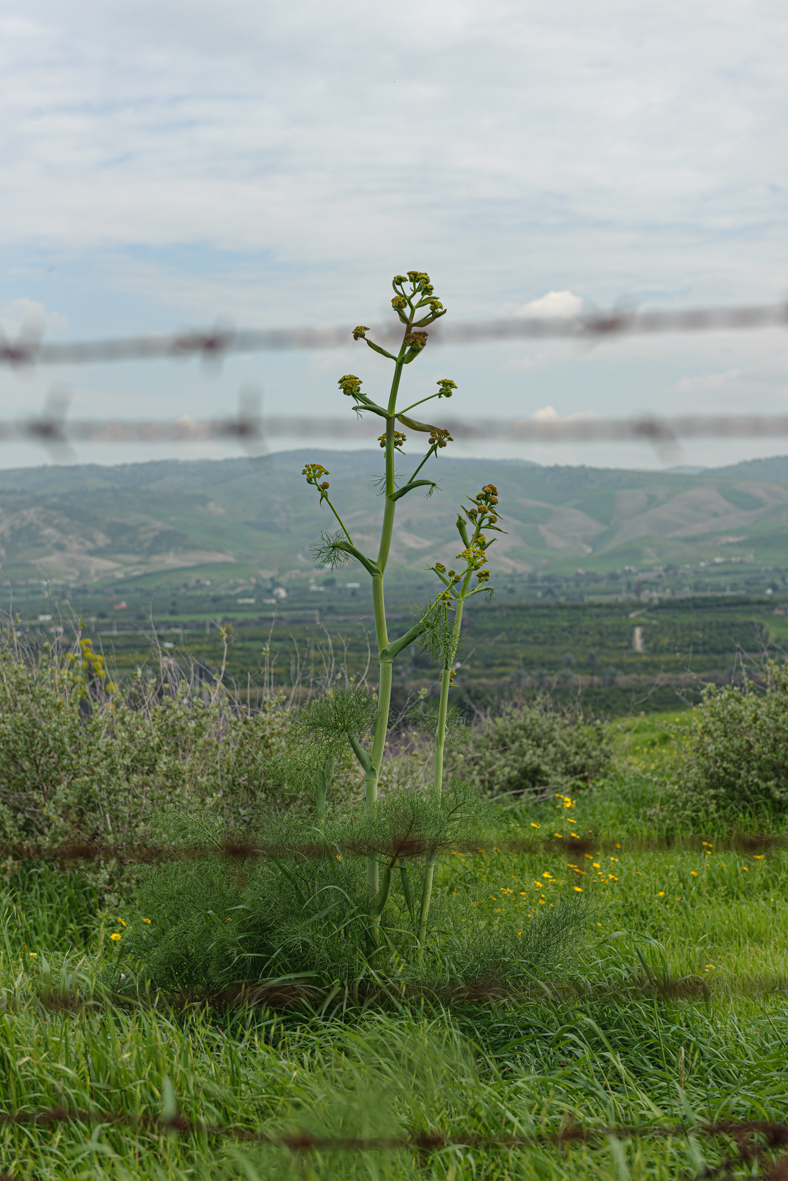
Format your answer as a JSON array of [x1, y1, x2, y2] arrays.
[[301, 270, 503, 943]]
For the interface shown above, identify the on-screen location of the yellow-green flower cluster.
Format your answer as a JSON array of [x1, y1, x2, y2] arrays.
[[65, 638, 116, 695], [302, 463, 330, 492]]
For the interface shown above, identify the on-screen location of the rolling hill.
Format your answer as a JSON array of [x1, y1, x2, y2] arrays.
[[0, 451, 787, 584]]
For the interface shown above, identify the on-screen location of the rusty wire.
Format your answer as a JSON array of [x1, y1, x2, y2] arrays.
[[0, 1106, 787, 1162], [7, 411, 788, 450], [1, 300, 787, 368], [0, 831, 780, 865]]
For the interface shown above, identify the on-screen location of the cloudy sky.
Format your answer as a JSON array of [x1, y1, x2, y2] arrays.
[[1, 0, 787, 471]]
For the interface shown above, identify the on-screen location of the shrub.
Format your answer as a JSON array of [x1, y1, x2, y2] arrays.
[[657, 661, 788, 823], [456, 697, 613, 800], [0, 636, 359, 901]]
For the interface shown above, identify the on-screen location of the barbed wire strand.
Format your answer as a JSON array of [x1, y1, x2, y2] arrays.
[[0, 1107, 786, 1155], [8, 411, 788, 445], [0, 832, 779, 864], [1, 300, 787, 368]]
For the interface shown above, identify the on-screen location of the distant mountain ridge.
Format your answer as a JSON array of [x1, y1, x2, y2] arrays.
[[0, 451, 787, 583]]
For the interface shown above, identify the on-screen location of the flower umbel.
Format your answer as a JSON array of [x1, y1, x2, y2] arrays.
[[338, 374, 363, 398], [380, 431, 407, 453]]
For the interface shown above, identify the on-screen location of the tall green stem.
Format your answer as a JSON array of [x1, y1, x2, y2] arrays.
[[418, 578, 470, 945], [366, 359, 405, 938]]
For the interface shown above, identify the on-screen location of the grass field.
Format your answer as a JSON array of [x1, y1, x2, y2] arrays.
[[3, 710, 788, 1179]]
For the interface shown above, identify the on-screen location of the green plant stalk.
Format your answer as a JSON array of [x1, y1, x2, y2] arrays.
[[417, 573, 472, 945], [366, 364, 404, 933], [303, 275, 450, 939], [315, 754, 333, 827]]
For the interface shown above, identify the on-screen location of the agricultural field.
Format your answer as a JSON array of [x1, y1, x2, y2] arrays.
[[5, 580, 787, 714], [4, 672, 788, 1179]]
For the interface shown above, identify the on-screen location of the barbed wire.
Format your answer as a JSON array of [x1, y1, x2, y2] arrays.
[[24, 957, 788, 1013], [7, 412, 788, 451], [0, 1105, 785, 1162], [1, 300, 786, 368], [0, 831, 778, 864]]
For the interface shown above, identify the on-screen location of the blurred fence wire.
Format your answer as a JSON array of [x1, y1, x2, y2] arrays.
[[9, 411, 788, 462], [1, 1106, 787, 1166], [0, 297, 787, 457], [1, 831, 779, 864], [1, 299, 787, 367]]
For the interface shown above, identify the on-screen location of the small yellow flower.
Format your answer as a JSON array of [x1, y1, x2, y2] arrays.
[[29, 952, 37, 957], [142, 917, 151, 923], [336, 854, 342, 862], [657, 891, 665, 897], [690, 871, 698, 877], [118, 919, 127, 926], [573, 886, 583, 892], [110, 933, 121, 942], [530, 822, 540, 829], [592, 863, 601, 869], [742, 866, 748, 872]]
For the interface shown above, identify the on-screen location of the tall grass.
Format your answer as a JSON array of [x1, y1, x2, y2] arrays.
[[4, 743, 788, 1179]]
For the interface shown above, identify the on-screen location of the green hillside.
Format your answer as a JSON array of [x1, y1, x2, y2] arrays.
[[0, 450, 787, 586]]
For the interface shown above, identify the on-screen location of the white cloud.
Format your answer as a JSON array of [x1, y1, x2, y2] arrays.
[[530, 406, 598, 421], [0, 0, 787, 306], [508, 292, 586, 319], [674, 368, 742, 395], [0, 298, 69, 338]]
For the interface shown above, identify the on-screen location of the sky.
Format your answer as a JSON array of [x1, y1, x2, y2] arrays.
[[1, 0, 787, 472]]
